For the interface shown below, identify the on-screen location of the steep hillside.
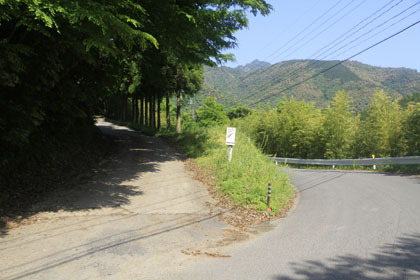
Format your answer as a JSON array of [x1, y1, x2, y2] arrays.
[[199, 60, 420, 111]]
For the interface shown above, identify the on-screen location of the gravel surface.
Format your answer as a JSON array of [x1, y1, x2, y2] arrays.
[[0, 120, 250, 280]]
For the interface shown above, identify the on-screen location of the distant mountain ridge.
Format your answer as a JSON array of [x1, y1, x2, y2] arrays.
[[235, 59, 271, 73], [198, 59, 420, 111]]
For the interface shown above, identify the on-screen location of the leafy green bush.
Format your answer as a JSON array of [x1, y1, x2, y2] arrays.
[[195, 97, 229, 127], [227, 106, 253, 119]]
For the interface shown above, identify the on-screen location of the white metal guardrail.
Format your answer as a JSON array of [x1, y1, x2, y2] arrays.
[[271, 156, 420, 166]]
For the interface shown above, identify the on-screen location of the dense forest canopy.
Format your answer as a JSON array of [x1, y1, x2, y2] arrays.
[[0, 0, 272, 170]]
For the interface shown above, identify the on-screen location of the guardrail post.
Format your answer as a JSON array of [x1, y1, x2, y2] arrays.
[[372, 154, 376, 170], [267, 183, 272, 211]]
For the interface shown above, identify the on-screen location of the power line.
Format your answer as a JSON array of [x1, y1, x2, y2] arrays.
[[263, 0, 345, 62], [233, 0, 400, 105], [327, 5, 420, 58], [276, 1, 420, 91], [309, 1, 420, 64], [248, 19, 420, 106], [307, 0, 403, 63], [240, 0, 347, 83], [271, 0, 364, 63], [229, 0, 411, 107], [265, 0, 406, 93], [256, 0, 323, 54]]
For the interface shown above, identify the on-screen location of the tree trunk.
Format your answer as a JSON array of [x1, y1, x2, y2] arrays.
[[135, 95, 139, 124], [157, 96, 161, 129], [121, 95, 127, 121], [176, 88, 181, 133], [120, 97, 124, 121], [124, 96, 128, 121], [166, 92, 171, 130], [131, 96, 134, 122], [136, 96, 140, 123], [151, 95, 155, 129], [132, 95, 136, 123], [145, 95, 148, 127], [140, 95, 144, 126], [148, 95, 152, 128]]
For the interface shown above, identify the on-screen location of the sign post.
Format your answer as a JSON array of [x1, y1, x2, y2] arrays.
[[226, 127, 236, 163], [372, 154, 376, 170]]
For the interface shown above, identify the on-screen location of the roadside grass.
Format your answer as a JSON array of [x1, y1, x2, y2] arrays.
[[104, 118, 294, 214], [169, 124, 294, 213]]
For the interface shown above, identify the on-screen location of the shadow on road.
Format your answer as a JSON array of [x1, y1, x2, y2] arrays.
[[1, 207, 230, 280], [0, 122, 179, 235], [0, 221, 7, 238], [273, 233, 420, 280]]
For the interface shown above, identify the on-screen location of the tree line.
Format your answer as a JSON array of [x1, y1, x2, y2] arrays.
[[235, 90, 420, 159], [0, 0, 271, 169], [168, 90, 420, 160]]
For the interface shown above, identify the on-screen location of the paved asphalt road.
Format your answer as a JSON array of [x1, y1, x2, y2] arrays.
[[173, 168, 420, 279]]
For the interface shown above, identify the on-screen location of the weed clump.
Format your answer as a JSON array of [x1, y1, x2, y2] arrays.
[[175, 125, 294, 213]]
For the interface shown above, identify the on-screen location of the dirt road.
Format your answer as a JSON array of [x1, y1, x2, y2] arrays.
[[0, 120, 247, 279]]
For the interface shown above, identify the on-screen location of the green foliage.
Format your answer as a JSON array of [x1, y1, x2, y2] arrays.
[[322, 91, 356, 159], [404, 103, 420, 155], [275, 98, 324, 158], [399, 92, 420, 108], [355, 90, 405, 157], [227, 106, 253, 119], [0, 0, 273, 174], [235, 89, 419, 161], [173, 125, 293, 213], [239, 98, 323, 158], [198, 60, 420, 112], [196, 97, 229, 127]]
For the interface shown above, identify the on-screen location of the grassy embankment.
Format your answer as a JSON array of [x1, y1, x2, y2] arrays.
[[174, 125, 294, 213], [106, 119, 294, 214]]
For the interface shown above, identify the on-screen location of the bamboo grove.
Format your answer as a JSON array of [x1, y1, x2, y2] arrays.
[[235, 90, 420, 159], [0, 0, 272, 169]]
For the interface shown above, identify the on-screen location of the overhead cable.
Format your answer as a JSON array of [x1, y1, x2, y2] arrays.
[[248, 19, 420, 106]]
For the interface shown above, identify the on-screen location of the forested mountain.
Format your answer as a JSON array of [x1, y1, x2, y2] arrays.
[[200, 60, 420, 111]]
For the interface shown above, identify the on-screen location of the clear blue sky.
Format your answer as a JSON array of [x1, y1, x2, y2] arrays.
[[224, 0, 420, 71]]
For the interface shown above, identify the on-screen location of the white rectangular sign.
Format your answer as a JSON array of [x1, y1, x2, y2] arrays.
[[226, 127, 236, 146]]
